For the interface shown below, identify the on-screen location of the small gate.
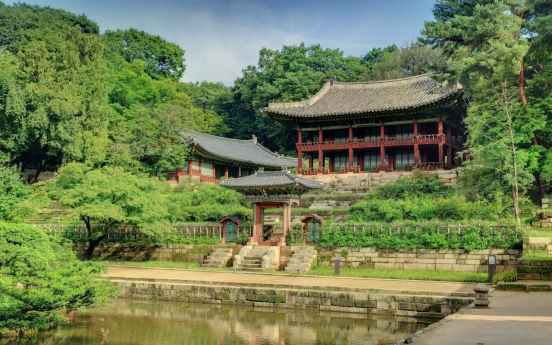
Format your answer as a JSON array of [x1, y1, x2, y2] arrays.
[[226, 222, 237, 242], [307, 220, 320, 242], [301, 214, 324, 244], [219, 216, 243, 244]]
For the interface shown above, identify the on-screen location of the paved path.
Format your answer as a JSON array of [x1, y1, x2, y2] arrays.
[[413, 290, 552, 344], [105, 265, 476, 296]]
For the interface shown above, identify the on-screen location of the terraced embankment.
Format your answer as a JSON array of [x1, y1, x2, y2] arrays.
[[104, 266, 474, 319]]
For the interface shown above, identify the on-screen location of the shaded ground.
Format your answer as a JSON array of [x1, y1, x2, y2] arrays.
[[105, 265, 476, 296], [412, 290, 552, 344]]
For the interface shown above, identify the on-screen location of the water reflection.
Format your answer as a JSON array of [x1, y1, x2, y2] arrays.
[[2, 299, 433, 345]]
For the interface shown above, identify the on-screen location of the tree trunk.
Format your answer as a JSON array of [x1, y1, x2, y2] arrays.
[[84, 235, 105, 260]]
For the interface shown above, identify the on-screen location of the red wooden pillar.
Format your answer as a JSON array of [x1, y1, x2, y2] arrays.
[[175, 167, 180, 183], [358, 153, 365, 171], [188, 159, 193, 176], [297, 129, 303, 173], [224, 165, 229, 179], [348, 125, 353, 170], [318, 127, 324, 172], [212, 163, 216, 180], [198, 161, 202, 176], [438, 118, 444, 168], [329, 154, 334, 173], [380, 124, 385, 166], [413, 120, 419, 165]]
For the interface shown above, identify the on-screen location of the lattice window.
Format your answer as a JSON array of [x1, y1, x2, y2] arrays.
[[395, 124, 414, 137], [192, 161, 200, 171], [201, 162, 213, 176], [334, 129, 348, 142], [364, 151, 380, 170], [334, 153, 348, 170], [395, 149, 414, 167], [364, 127, 379, 140]]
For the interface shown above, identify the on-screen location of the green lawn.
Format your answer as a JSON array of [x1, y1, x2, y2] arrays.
[[522, 230, 552, 237], [520, 253, 552, 260], [106, 261, 487, 282]]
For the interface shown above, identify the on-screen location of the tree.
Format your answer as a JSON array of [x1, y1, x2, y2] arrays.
[[422, 0, 552, 197], [231, 43, 370, 153], [0, 222, 117, 334], [102, 28, 186, 81], [106, 60, 222, 175], [464, 82, 542, 224], [0, 22, 113, 175], [46, 163, 171, 259], [0, 166, 31, 220]]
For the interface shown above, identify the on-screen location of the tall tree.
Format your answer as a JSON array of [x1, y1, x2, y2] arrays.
[[0, 23, 113, 175], [422, 0, 552, 200], [232, 43, 370, 153], [102, 28, 186, 81], [44, 163, 171, 259]]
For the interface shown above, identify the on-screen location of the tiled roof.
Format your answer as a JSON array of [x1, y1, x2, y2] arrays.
[[183, 130, 297, 168], [220, 171, 325, 190], [260, 74, 462, 123]]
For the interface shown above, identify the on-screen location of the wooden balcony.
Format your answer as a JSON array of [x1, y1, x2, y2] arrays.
[[297, 135, 464, 152]]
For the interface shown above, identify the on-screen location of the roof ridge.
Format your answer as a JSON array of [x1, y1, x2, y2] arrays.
[[184, 130, 255, 145], [332, 73, 433, 86]]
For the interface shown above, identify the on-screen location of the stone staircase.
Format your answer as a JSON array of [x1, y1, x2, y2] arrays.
[[203, 246, 234, 268], [234, 245, 280, 271], [285, 246, 317, 273]]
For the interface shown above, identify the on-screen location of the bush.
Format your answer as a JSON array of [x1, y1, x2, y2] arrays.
[[286, 223, 305, 245], [372, 169, 447, 199], [317, 220, 521, 250]]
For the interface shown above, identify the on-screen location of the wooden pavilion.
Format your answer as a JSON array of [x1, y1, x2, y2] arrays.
[[261, 74, 466, 175], [220, 171, 324, 245], [166, 130, 297, 184]]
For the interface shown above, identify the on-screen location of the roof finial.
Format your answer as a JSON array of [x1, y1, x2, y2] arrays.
[[329, 76, 336, 86], [252, 134, 257, 143]]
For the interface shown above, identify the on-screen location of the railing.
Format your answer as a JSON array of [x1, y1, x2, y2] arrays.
[[297, 134, 465, 150], [37, 223, 253, 242], [199, 176, 218, 184], [404, 162, 455, 171], [339, 166, 361, 173]]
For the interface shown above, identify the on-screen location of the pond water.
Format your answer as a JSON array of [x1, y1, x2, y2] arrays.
[[4, 299, 434, 345]]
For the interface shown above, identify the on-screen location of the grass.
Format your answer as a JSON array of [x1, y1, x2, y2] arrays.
[[521, 253, 552, 260], [522, 230, 552, 237], [302, 266, 487, 282], [105, 260, 233, 271], [104, 260, 486, 282]]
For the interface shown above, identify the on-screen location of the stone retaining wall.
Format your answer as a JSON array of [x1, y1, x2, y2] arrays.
[[73, 243, 218, 262], [112, 280, 473, 319], [523, 237, 552, 255], [517, 259, 552, 280], [315, 248, 521, 273]]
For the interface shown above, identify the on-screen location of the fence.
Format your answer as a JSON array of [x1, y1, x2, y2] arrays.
[[37, 223, 253, 242], [322, 222, 522, 240]]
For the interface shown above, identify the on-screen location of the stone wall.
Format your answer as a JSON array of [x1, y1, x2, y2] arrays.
[[73, 243, 223, 262], [112, 280, 472, 318], [523, 237, 552, 255], [517, 259, 552, 280], [314, 248, 521, 273]]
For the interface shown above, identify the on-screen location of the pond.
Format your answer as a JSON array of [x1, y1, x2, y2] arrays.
[[3, 299, 435, 345]]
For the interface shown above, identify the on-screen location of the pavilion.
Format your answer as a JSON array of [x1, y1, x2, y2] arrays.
[[220, 171, 324, 245], [261, 74, 466, 175], [166, 130, 297, 184]]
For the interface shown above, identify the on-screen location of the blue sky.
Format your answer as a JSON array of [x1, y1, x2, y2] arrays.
[[8, 0, 438, 85]]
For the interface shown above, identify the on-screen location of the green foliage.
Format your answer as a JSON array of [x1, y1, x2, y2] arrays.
[[318, 220, 521, 250], [286, 223, 305, 246], [43, 163, 171, 258], [0, 222, 117, 334], [492, 269, 517, 284], [0, 166, 31, 219], [307, 265, 487, 283], [166, 179, 251, 223], [372, 169, 447, 199], [102, 28, 185, 81]]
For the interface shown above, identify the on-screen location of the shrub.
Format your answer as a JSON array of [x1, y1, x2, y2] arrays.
[[317, 220, 521, 250], [286, 223, 305, 245], [372, 169, 447, 199]]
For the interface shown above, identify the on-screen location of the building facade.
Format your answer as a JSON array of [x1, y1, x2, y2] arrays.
[[261, 75, 466, 175], [167, 130, 297, 184]]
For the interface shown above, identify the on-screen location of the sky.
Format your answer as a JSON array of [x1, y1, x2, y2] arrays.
[[8, 0, 438, 85]]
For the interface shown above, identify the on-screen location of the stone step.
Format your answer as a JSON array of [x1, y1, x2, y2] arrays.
[[292, 254, 316, 259], [288, 261, 312, 268], [242, 260, 262, 265], [238, 267, 264, 271], [240, 264, 262, 269], [285, 266, 309, 273]]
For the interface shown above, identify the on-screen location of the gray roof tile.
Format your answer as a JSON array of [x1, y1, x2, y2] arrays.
[[261, 74, 462, 121], [183, 130, 297, 168], [220, 171, 325, 190]]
